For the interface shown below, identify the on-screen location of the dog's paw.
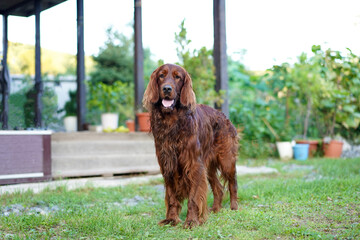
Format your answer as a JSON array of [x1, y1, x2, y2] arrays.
[[230, 201, 238, 210], [158, 218, 181, 226], [209, 206, 221, 213], [183, 219, 200, 229]]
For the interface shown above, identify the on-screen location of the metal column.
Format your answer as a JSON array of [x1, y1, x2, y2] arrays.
[[134, 0, 144, 131], [1, 14, 9, 129], [34, 0, 43, 128], [213, 0, 229, 117], [76, 0, 86, 131]]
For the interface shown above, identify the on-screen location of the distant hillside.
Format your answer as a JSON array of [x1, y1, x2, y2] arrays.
[[7, 42, 95, 76]]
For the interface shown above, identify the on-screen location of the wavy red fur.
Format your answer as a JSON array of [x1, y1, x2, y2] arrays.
[[143, 64, 239, 228]]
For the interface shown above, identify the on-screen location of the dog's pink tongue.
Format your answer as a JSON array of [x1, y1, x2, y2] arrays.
[[162, 99, 174, 108]]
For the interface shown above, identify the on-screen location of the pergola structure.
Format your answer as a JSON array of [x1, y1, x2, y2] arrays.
[[0, 0, 229, 131]]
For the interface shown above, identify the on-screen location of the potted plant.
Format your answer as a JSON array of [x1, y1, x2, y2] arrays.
[[88, 82, 122, 131], [291, 52, 324, 157], [293, 143, 310, 161], [295, 139, 320, 158], [263, 118, 293, 160], [135, 111, 150, 132], [322, 137, 343, 158], [276, 128, 294, 161], [312, 46, 360, 158], [63, 90, 77, 132]]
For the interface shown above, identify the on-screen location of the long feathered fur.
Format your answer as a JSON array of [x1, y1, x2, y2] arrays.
[[143, 64, 239, 228]]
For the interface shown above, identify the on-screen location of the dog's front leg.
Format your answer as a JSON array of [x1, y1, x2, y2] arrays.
[[158, 183, 182, 226], [181, 137, 208, 229], [184, 163, 208, 229]]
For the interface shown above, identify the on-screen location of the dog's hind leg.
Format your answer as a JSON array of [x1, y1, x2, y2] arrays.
[[216, 137, 239, 211], [207, 162, 224, 213], [218, 157, 238, 210]]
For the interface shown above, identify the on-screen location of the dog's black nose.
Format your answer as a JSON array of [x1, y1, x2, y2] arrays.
[[162, 85, 172, 94]]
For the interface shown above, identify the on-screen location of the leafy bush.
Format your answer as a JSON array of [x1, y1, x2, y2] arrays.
[[23, 86, 59, 129], [63, 90, 77, 117], [87, 81, 134, 124], [87, 27, 157, 125], [174, 20, 223, 106]]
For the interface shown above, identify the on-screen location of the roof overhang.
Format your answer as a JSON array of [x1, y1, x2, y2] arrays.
[[0, 0, 68, 17]]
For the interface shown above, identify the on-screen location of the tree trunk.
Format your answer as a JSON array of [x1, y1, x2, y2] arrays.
[[330, 76, 341, 137], [303, 96, 312, 139], [285, 89, 290, 128]]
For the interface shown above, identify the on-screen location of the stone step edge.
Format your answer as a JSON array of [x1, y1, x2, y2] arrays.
[[52, 166, 160, 178], [52, 153, 157, 159]]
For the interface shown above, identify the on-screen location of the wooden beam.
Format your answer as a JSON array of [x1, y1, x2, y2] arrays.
[[76, 0, 86, 131], [34, 0, 43, 128], [213, 0, 229, 117], [1, 14, 9, 129], [134, 0, 144, 131]]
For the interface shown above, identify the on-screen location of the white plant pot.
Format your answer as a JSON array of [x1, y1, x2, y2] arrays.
[[101, 113, 119, 130], [64, 116, 77, 132], [89, 125, 103, 133], [276, 141, 293, 160]]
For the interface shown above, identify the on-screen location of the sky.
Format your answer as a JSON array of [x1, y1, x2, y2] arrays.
[[1, 0, 360, 71]]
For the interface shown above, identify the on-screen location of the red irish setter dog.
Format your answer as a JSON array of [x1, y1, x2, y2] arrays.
[[143, 64, 238, 228]]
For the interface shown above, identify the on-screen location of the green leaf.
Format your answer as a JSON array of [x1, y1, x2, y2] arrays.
[[344, 117, 360, 129], [343, 105, 355, 113]]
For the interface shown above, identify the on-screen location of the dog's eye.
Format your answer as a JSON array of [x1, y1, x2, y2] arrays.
[[175, 75, 181, 80], [159, 74, 165, 78]]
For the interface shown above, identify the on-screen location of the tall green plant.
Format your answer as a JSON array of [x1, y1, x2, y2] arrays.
[[63, 90, 77, 117], [291, 53, 324, 138], [88, 26, 157, 124], [23, 86, 59, 128], [174, 20, 222, 106], [312, 45, 360, 138], [87, 81, 134, 124]]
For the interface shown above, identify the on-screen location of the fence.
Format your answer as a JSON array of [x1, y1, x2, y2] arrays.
[[1, 74, 77, 131]]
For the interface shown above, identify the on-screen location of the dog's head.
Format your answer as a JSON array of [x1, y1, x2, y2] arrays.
[[143, 64, 196, 112]]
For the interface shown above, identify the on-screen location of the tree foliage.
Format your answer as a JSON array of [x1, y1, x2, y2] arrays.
[[229, 45, 360, 147], [7, 42, 94, 75], [174, 20, 222, 106], [87, 27, 157, 124]]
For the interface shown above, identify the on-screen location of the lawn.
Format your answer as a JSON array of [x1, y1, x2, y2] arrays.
[[0, 158, 359, 239]]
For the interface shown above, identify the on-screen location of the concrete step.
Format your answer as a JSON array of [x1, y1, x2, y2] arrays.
[[51, 140, 155, 156], [52, 132, 153, 141], [52, 154, 159, 178], [51, 132, 159, 178]]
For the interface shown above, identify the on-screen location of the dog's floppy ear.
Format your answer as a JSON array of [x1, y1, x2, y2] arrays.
[[180, 70, 196, 111], [143, 67, 160, 111]]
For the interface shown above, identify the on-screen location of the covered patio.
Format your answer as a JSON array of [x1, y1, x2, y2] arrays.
[[0, 0, 230, 184], [1, 0, 230, 131]]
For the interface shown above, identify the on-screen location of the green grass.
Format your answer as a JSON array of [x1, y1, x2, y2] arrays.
[[1, 158, 359, 239]]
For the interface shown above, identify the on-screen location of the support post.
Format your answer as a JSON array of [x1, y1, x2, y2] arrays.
[[213, 0, 229, 117], [35, 0, 43, 128], [76, 0, 86, 131], [1, 14, 9, 129], [134, 0, 144, 131]]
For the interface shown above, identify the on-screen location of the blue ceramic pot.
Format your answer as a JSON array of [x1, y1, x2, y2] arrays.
[[293, 144, 309, 160]]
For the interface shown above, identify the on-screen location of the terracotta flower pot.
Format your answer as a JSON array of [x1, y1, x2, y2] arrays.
[[125, 120, 135, 132], [296, 140, 319, 158], [136, 112, 151, 132], [323, 140, 343, 158]]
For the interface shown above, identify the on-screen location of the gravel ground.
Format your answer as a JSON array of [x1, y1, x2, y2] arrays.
[[0, 194, 159, 217], [0, 168, 279, 217], [342, 145, 360, 158]]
